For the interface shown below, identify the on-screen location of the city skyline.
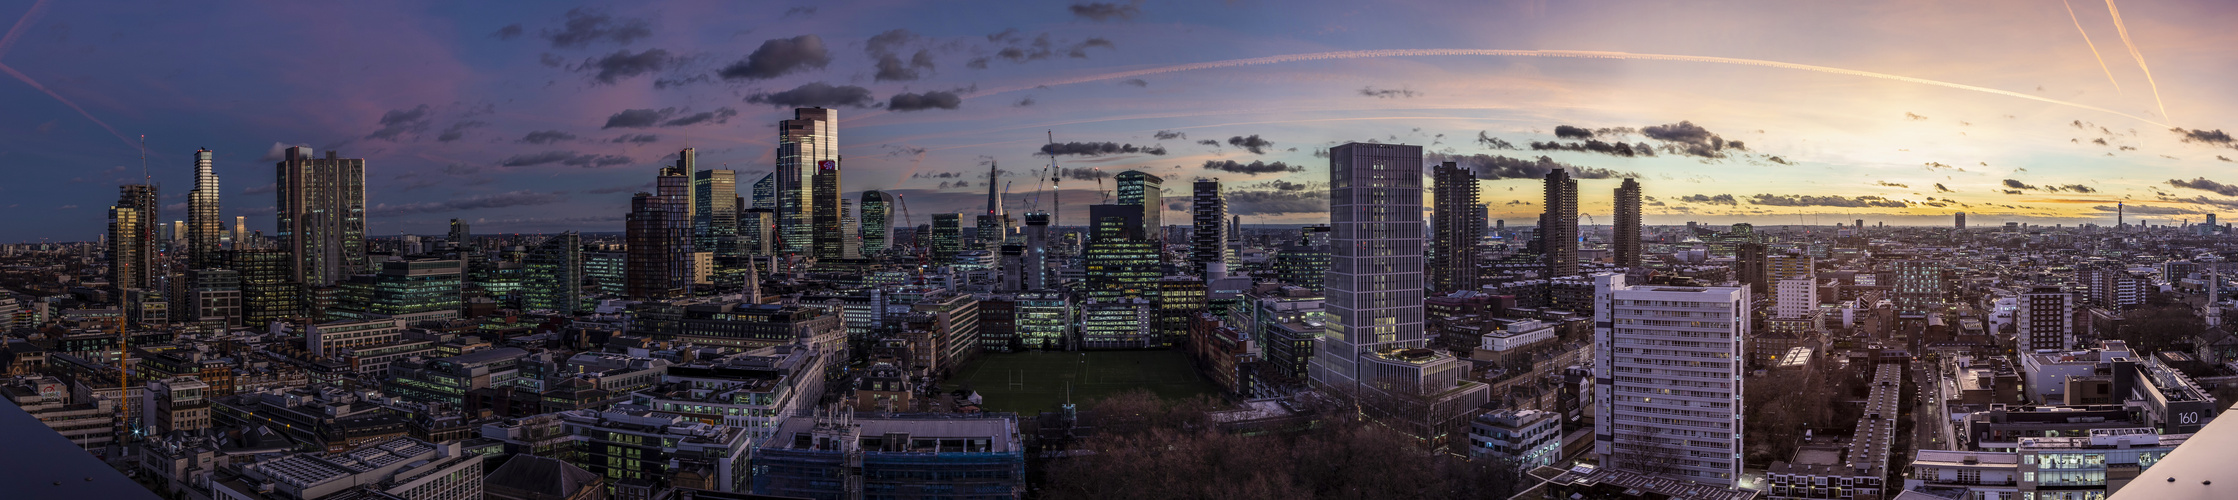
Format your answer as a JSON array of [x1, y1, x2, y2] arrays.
[[9, 1, 2238, 242]]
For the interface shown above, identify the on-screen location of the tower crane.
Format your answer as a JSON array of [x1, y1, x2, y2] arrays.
[[895, 194, 929, 281]]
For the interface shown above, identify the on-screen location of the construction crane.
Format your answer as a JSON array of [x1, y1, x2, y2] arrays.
[[1095, 168, 1108, 203], [895, 193, 929, 281]]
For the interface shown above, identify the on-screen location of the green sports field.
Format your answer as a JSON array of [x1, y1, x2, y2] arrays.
[[943, 350, 1219, 414]]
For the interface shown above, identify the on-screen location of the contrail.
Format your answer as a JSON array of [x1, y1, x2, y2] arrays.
[[963, 48, 2168, 128], [2062, 0, 2122, 94], [2103, 0, 2169, 122], [0, 0, 134, 149]]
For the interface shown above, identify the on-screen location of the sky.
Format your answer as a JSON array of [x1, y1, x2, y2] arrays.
[[5, 0, 2238, 242]]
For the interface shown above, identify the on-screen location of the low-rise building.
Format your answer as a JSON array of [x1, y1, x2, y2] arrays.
[[1469, 408, 1562, 468], [750, 411, 1026, 499]]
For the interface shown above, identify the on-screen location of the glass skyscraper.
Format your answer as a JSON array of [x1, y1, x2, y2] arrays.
[[275, 147, 367, 286], [859, 191, 896, 254], [523, 232, 583, 313], [110, 183, 160, 289], [1114, 170, 1162, 243], [187, 148, 223, 270], [1190, 178, 1226, 277], [693, 166, 739, 258], [777, 108, 836, 257]]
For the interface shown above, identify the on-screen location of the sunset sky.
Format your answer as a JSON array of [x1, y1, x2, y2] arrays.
[[5, 0, 2238, 241]]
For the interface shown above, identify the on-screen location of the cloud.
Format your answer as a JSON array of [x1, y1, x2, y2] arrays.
[[1359, 86, 1417, 98], [242, 182, 278, 195], [2097, 204, 2199, 215], [521, 130, 577, 144], [2169, 178, 2238, 196], [364, 104, 432, 141], [1197, 139, 1220, 147], [1766, 156, 1792, 165], [783, 6, 816, 17], [984, 32, 1113, 65], [1153, 130, 1186, 140], [611, 134, 658, 144], [1476, 132, 1515, 150], [1061, 168, 1109, 181], [2001, 179, 2036, 190], [887, 91, 962, 111], [1202, 160, 1302, 174], [1014, 97, 1035, 107], [2220, 156, 2234, 162], [1875, 181, 1908, 188], [1934, 183, 1954, 193], [1641, 120, 1744, 158], [866, 28, 916, 56], [441, 164, 480, 175], [1227, 181, 1327, 215], [1119, 78, 1148, 87], [1904, 112, 1928, 120], [659, 107, 738, 126], [2056, 184, 2096, 193], [437, 120, 485, 142], [1423, 153, 1631, 180], [1554, 125, 1594, 139], [1678, 194, 1738, 205], [874, 50, 938, 81], [1748, 194, 1907, 208], [1227, 135, 1274, 154], [602, 108, 670, 129], [1529, 139, 1654, 157], [372, 190, 568, 215], [581, 48, 671, 84], [718, 34, 831, 80], [2171, 128, 2237, 149], [744, 82, 875, 108], [544, 8, 652, 49], [499, 151, 634, 168], [1038, 142, 1166, 156], [1069, 1, 1141, 21], [1924, 162, 1957, 170], [258, 142, 311, 162], [539, 53, 565, 67], [493, 24, 523, 40], [1067, 37, 1115, 58]]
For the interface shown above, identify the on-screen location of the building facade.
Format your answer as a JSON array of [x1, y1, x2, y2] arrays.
[[1592, 273, 1748, 487]]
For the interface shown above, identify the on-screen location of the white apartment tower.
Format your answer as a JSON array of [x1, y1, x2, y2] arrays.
[[1593, 273, 1747, 488]]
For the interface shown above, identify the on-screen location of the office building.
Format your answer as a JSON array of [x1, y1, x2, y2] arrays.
[[187, 148, 223, 270], [1115, 170, 1162, 242], [2019, 286, 2074, 351], [1023, 212, 1052, 290], [234, 249, 303, 326], [750, 412, 1025, 500], [693, 165, 739, 258], [1083, 204, 1160, 303], [144, 375, 212, 435], [1430, 161, 1481, 293], [860, 190, 897, 254], [1540, 167, 1579, 277], [276, 146, 368, 286], [1014, 291, 1071, 350], [523, 232, 583, 313], [1955, 212, 1967, 229], [739, 208, 775, 257], [812, 152, 847, 260], [1613, 177, 1642, 268], [1191, 178, 1228, 277], [182, 268, 243, 327], [111, 183, 161, 289], [751, 172, 776, 210], [930, 213, 963, 263], [1276, 225, 1332, 291], [335, 260, 462, 319], [778, 108, 836, 256], [215, 437, 484, 500], [626, 180, 687, 300], [1892, 259, 1948, 317], [1470, 409, 1562, 468], [1591, 273, 1748, 487]]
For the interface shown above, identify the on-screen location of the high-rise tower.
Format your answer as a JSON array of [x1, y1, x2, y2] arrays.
[[1430, 161, 1481, 293], [1613, 177, 1642, 268], [1190, 178, 1227, 277], [187, 148, 223, 270], [692, 165, 739, 257], [859, 191, 897, 254], [626, 191, 680, 299], [1592, 273, 1746, 486], [777, 108, 836, 256], [1309, 143, 1487, 446], [1115, 171, 1162, 243], [751, 173, 776, 210], [811, 153, 846, 260], [111, 184, 161, 289], [275, 147, 367, 286], [1539, 168, 1579, 277], [975, 162, 1011, 252]]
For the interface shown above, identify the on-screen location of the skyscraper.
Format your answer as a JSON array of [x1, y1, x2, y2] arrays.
[[657, 155, 695, 289], [1190, 178, 1227, 277], [1275, 225, 1331, 291], [110, 184, 160, 289], [1539, 167, 1578, 277], [811, 154, 846, 260], [1429, 161, 1481, 293], [187, 148, 223, 270], [275, 147, 367, 286], [1309, 143, 1486, 446], [838, 199, 862, 259], [740, 208, 775, 257], [1023, 212, 1051, 291], [1955, 212, 1966, 229], [233, 216, 248, 250], [1613, 177, 1642, 268], [523, 232, 583, 314], [693, 166, 739, 257], [449, 218, 471, 251], [859, 191, 896, 254], [1592, 273, 1746, 487], [974, 162, 1012, 252], [751, 173, 776, 210], [1115, 170, 1162, 243], [1082, 204, 1160, 348], [777, 108, 836, 256], [626, 192, 680, 299], [930, 213, 963, 263], [2019, 286, 2073, 351]]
